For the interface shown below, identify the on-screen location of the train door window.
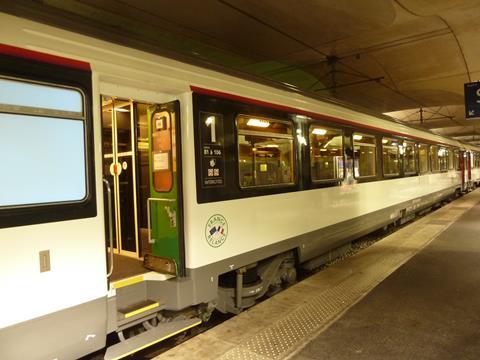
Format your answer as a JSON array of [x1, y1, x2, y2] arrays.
[[404, 141, 417, 174], [438, 147, 448, 171], [448, 148, 455, 170], [309, 125, 344, 181], [0, 77, 87, 207], [430, 145, 440, 172], [418, 144, 429, 173], [353, 133, 376, 178], [382, 137, 400, 176], [237, 115, 295, 187], [151, 110, 174, 192]]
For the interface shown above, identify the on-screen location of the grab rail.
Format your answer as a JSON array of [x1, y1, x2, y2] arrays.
[[147, 197, 176, 244], [103, 178, 114, 278]]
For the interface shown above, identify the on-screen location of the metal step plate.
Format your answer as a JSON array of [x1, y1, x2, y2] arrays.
[[104, 318, 202, 360]]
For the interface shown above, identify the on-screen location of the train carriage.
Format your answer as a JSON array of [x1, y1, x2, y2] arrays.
[[1, 12, 480, 359]]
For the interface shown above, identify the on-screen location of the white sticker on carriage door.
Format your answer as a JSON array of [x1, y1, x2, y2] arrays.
[[153, 152, 170, 171]]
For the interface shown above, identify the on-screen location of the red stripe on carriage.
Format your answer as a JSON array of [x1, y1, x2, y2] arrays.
[[0, 43, 91, 71]]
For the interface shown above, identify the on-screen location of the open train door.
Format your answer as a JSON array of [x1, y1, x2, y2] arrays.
[[460, 150, 468, 192], [145, 101, 185, 277], [467, 151, 472, 188]]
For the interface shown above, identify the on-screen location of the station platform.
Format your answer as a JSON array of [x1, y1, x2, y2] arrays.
[[155, 190, 480, 360]]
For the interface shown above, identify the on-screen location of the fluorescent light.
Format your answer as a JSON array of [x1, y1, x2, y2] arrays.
[[382, 139, 389, 144], [114, 107, 129, 112], [205, 116, 215, 126], [247, 118, 270, 128], [312, 128, 327, 135], [353, 134, 363, 141], [265, 144, 279, 148]]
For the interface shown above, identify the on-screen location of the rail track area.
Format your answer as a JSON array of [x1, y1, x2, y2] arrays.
[[150, 189, 480, 360]]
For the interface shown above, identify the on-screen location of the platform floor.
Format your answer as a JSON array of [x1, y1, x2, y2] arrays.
[[155, 190, 480, 360]]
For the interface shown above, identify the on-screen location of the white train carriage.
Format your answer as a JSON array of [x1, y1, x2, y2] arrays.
[[0, 12, 479, 360]]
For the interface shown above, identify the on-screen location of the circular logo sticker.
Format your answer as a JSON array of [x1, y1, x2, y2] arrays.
[[205, 214, 228, 248]]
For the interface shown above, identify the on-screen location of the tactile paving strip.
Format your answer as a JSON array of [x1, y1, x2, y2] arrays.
[[217, 273, 382, 360], [216, 196, 480, 360]]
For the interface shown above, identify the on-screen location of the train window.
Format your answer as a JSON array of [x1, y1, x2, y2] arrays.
[[0, 77, 87, 208], [448, 148, 455, 170], [430, 145, 440, 172], [353, 133, 376, 178], [382, 137, 400, 176], [438, 147, 448, 171], [309, 125, 344, 182], [237, 115, 295, 187], [454, 150, 460, 170], [0, 77, 83, 115], [418, 144, 429, 173], [404, 141, 416, 174]]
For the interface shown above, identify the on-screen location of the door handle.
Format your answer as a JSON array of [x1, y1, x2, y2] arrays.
[[103, 178, 114, 278]]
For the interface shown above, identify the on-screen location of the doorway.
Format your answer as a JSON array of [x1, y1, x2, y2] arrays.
[[101, 96, 152, 260]]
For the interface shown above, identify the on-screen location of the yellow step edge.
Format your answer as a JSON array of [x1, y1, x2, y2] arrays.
[[113, 320, 202, 360], [124, 302, 160, 319], [111, 275, 144, 289]]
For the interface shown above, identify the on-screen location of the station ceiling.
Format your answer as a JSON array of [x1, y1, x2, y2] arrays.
[[3, 0, 480, 145]]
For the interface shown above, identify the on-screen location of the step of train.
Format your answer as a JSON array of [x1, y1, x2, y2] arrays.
[[109, 272, 175, 330], [117, 299, 164, 329], [104, 317, 202, 360]]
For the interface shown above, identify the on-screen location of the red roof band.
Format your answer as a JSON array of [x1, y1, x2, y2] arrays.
[[190, 85, 454, 147], [0, 43, 91, 72]]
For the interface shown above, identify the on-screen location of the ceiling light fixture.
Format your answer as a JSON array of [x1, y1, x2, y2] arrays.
[[312, 128, 327, 135], [247, 118, 270, 128]]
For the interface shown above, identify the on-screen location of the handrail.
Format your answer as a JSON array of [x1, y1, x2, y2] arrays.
[[103, 178, 114, 278], [147, 197, 176, 244]]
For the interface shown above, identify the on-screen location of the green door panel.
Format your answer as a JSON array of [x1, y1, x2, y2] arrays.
[[148, 101, 185, 276]]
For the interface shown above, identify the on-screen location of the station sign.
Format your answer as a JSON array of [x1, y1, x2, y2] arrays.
[[464, 82, 480, 120]]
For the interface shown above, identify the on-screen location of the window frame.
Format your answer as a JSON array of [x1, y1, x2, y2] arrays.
[[236, 114, 297, 189], [352, 132, 377, 179], [403, 140, 418, 175], [438, 146, 448, 172], [447, 147, 455, 170], [430, 144, 441, 173], [381, 136, 401, 177], [0, 51, 96, 229], [309, 124, 345, 184], [0, 75, 89, 209], [418, 143, 430, 174]]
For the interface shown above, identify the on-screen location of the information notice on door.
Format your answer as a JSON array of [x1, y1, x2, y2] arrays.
[[153, 152, 170, 171], [202, 144, 225, 187]]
